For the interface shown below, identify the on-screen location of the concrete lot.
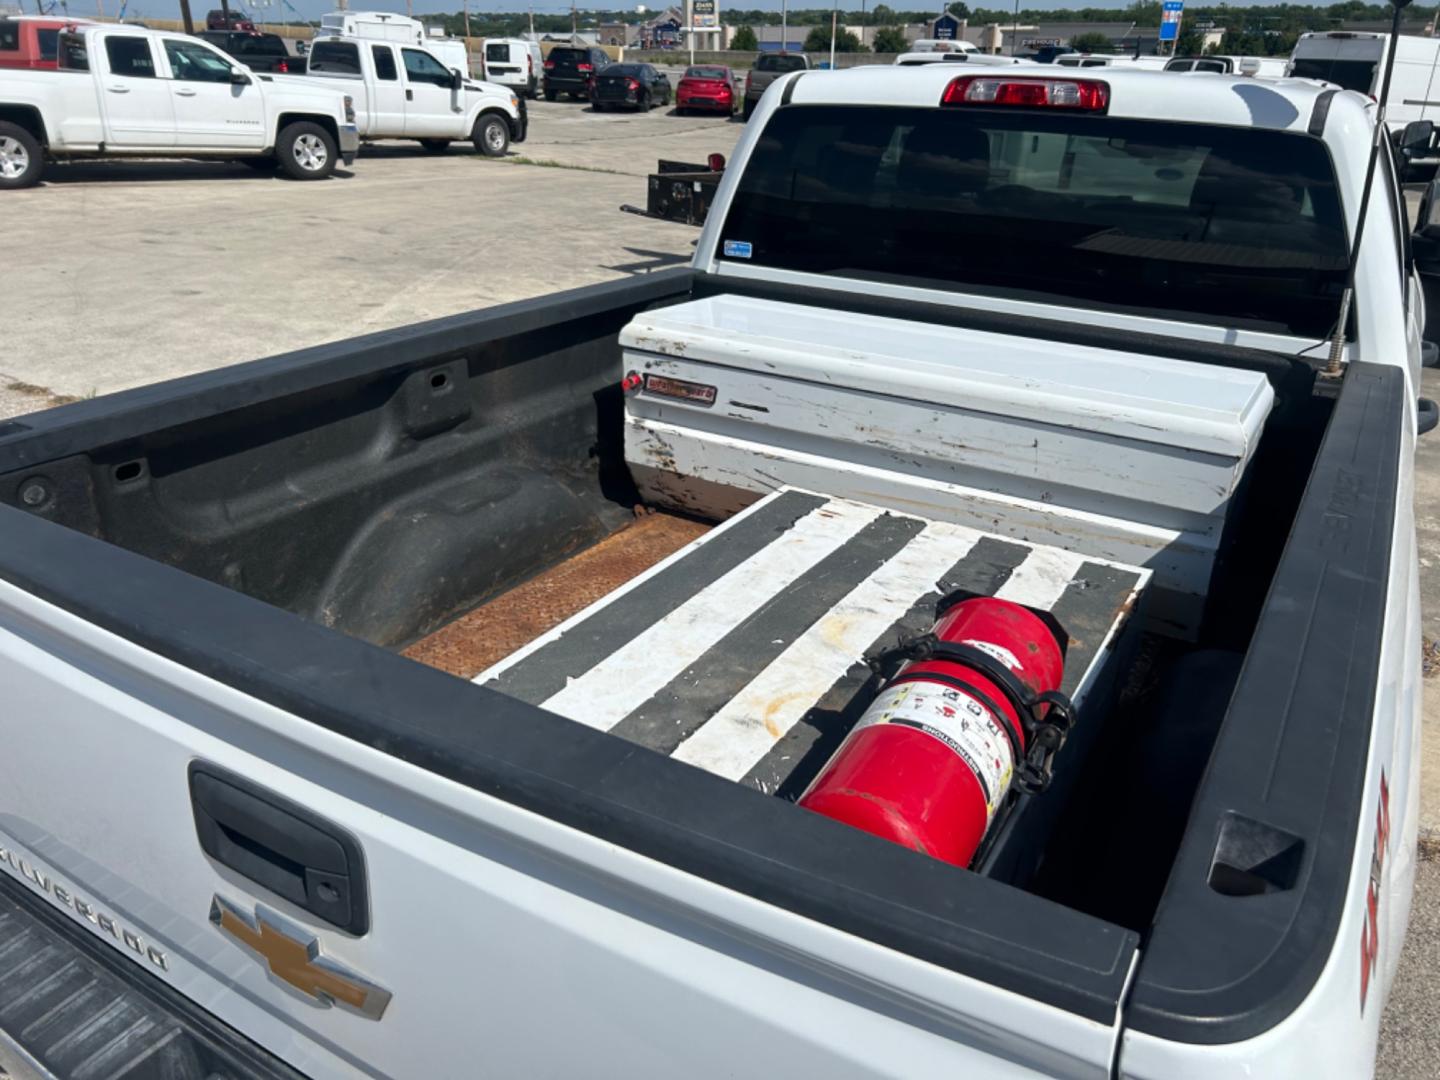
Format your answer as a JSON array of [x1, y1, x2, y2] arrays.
[[3, 96, 1438, 1072], [0, 95, 741, 406]]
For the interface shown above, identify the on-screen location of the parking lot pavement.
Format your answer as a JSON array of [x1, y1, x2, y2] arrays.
[[2, 106, 742, 407], [515, 93, 745, 174]]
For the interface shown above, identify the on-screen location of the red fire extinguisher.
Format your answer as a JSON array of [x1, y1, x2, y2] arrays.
[[798, 596, 1073, 868]]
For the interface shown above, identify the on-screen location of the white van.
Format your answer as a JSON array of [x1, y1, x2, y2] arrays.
[[483, 36, 542, 97], [1289, 31, 1440, 129], [426, 34, 471, 76], [317, 11, 470, 77], [319, 10, 425, 45]]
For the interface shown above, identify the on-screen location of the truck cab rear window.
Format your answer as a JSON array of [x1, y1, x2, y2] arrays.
[[372, 44, 397, 80], [236, 34, 287, 58], [1288, 57, 1377, 93], [57, 32, 87, 69], [755, 54, 806, 73], [105, 36, 156, 78], [0, 22, 19, 51], [720, 106, 1349, 337], [308, 40, 360, 74]]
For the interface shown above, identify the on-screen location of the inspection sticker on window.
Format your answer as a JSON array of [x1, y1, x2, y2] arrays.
[[723, 240, 753, 259]]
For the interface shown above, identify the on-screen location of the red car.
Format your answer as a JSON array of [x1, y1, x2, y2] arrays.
[[0, 15, 92, 71], [676, 65, 738, 115], [206, 8, 257, 32]]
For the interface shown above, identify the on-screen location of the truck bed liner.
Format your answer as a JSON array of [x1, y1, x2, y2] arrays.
[[403, 510, 710, 677], [476, 488, 1149, 800]]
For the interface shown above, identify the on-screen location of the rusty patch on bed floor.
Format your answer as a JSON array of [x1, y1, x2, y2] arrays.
[[403, 511, 712, 678]]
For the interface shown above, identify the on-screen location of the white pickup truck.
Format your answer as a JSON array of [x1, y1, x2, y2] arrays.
[[305, 34, 525, 156], [0, 62, 1432, 1079], [0, 23, 359, 188]]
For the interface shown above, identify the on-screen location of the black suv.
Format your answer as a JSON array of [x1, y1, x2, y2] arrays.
[[543, 45, 610, 101], [196, 30, 299, 73]]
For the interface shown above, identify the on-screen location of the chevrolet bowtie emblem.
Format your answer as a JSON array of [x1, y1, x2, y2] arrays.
[[210, 895, 392, 1021]]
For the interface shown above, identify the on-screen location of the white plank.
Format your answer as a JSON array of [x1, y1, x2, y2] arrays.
[[670, 521, 984, 781], [537, 498, 882, 731], [994, 546, 1090, 611]]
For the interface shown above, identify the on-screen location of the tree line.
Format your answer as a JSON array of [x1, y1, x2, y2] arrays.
[[423, 1, 1435, 58]]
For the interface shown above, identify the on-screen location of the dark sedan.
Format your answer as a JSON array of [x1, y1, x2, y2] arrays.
[[591, 63, 671, 111]]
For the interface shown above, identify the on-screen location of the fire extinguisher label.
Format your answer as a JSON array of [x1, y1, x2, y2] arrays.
[[960, 638, 1022, 673], [857, 682, 1014, 822]]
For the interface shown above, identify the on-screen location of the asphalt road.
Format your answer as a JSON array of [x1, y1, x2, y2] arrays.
[[1, 98, 1437, 1073]]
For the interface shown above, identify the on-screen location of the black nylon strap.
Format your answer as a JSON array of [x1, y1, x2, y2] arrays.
[[865, 634, 1078, 793]]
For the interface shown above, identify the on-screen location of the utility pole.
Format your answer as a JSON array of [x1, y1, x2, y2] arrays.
[[219, 0, 231, 28], [528, 3, 534, 37], [178, 0, 193, 33], [571, 0, 577, 39], [781, 0, 787, 51], [828, 2, 836, 67], [463, 0, 472, 55]]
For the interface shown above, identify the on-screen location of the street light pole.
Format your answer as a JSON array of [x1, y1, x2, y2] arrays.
[[781, 0, 787, 51], [829, 2, 837, 67]]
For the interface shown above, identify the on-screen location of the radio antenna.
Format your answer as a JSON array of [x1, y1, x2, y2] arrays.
[[1326, 0, 1413, 377]]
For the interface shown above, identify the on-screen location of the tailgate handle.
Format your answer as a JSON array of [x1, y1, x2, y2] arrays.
[[188, 764, 369, 935]]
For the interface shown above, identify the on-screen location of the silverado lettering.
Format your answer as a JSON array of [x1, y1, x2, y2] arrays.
[[0, 841, 169, 970]]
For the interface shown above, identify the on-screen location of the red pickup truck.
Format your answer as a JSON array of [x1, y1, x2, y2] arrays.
[[0, 15, 92, 70]]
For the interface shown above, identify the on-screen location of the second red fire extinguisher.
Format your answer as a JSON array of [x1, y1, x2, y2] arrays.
[[799, 596, 1074, 868]]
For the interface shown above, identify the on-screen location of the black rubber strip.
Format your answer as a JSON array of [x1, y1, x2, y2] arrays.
[[486, 489, 826, 704], [780, 71, 805, 107], [609, 511, 925, 755], [1125, 363, 1401, 1043], [1308, 88, 1337, 137]]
